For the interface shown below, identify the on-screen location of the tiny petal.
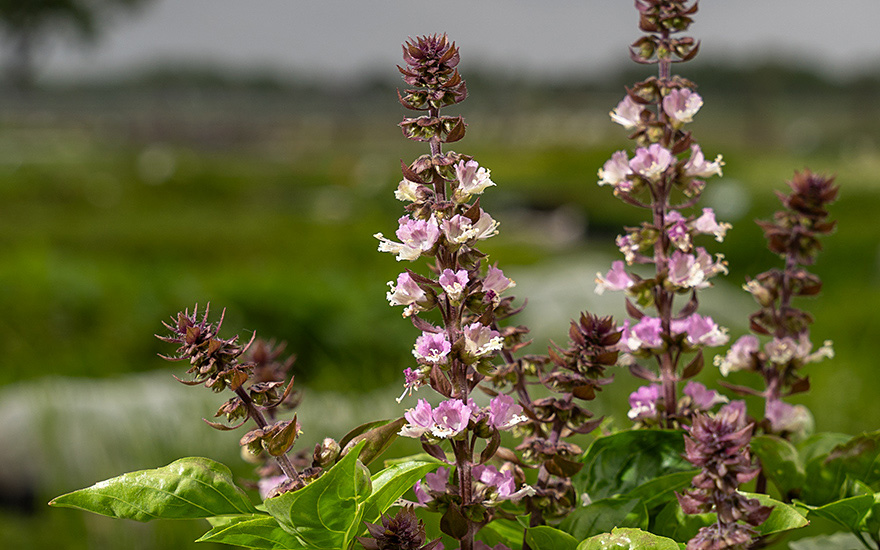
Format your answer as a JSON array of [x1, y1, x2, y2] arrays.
[[413, 332, 452, 364], [662, 88, 703, 125], [692, 208, 732, 242], [439, 269, 469, 302], [455, 160, 495, 199], [684, 145, 724, 179], [431, 399, 472, 438], [400, 398, 434, 438], [598, 150, 632, 186], [610, 95, 644, 129], [630, 144, 673, 182], [488, 394, 527, 430], [684, 381, 728, 411], [463, 322, 504, 358], [595, 260, 635, 295], [628, 384, 661, 421], [714, 335, 759, 376]]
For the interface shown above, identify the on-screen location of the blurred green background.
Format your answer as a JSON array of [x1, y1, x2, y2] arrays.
[[1, 6, 879, 548]]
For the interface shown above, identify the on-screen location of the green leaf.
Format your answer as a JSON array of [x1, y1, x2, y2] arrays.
[[362, 461, 441, 524], [559, 497, 648, 540], [751, 435, 805, 498], [49, 457, 258, 521], [740, 492, 809, 536], [826, 431, 880, 487], [800, 494, 874, 533], [477, 518, 524, 550], [525, 525, 578, 550], [623, 470, 699, 510], [797, 432, 851, 464], [573, 430, 691, 502], [576, 527, 680, 550], [197, 514, 307, 549], [802, 453, 847, 505], [651, 500, 713, 543], [264, 441, 371, 549]]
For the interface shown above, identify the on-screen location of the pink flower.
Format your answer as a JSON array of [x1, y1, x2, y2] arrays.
[[454, 160, 495, 199], [598, 150, 633, 187], [673, 314, 729, 347], [463, 322, 504, 358], [473, 464, 516, 499], [442, 211, 499, 244], [628, 384, 661, 421], [431, 399, 472, 438], [610, 95, 644, 129], [630, 143, 673, 182], [396, 367, 425, 403], [439, 268, 469, 302], [413, 331, 452, 363], [394, 178, 424, 202], [662, 88, 703, 125], [594, 260, 635, 295], [766, 400, 813, 437], [683, 381, 728, 411], [683, 145, 723, 178], [714, 335, 759, 376], [413, 467, 449, 505], [692, 208, 731, 242], [386, 272, 428, 316], [374, 215, 440, 261], [488, 394, 527, 430], [399, 398, 435, 438], [482, 265, 515, 301], [667, 248, 727, 289], [629, 316, 663, 349], [667, 218, 691, 251]]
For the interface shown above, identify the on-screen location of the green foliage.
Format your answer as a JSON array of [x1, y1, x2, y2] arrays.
[[361, 460, 441, 525], [525, 525, 578, 550], [560, 497, 648, 540], [576, 527, 681, 550], [48, 457, 258, 521], [572, 430, 693, 502], [198, 514, 304, 549]]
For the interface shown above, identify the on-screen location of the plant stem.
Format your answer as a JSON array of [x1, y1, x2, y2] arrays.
[[234, 386, 300, 482]]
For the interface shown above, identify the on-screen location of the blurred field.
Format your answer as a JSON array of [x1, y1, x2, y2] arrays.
[[1, 64, 879, 548]]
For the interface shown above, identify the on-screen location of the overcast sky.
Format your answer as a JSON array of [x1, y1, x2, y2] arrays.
[[39, 0, 880, 83]]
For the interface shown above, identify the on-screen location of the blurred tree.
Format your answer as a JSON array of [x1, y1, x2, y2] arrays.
[[0, 0, 152, 90]]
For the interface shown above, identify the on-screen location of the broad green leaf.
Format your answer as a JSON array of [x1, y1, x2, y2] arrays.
[[559, 497, 648, 540], [49, 457, 258, 521], [800, 494, 874, 532], [362, 461, 441, 524], [826, 431, 880, 487], [651, 500, 713, 543], [740, 492, 809, 536], [751, 435, 805, 498], [576, 527, 680, 550], [477, 518, 524, 550], [797, 432, 851, 464], [197, 514, 307, 549], [264, 441, 370, 549], [574, 430, 691, 502], [802, 453, 847, 505], [623, 470, 699, 510], [525, 525, 578, 550]]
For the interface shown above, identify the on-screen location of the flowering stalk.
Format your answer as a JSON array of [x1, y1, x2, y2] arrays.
[[678, 402, 773, 550], [157, 305, 302, 490], [596, 0, 729, 428], [378, 35, 527, 550], [714, 171, 837, 500]]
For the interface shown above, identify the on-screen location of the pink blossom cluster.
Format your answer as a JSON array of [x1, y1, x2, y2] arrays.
[[627, 381, 726, 421], [714, 332, 834, 377], [399, 394, 526, 439], [619, 313, 728, 353]]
